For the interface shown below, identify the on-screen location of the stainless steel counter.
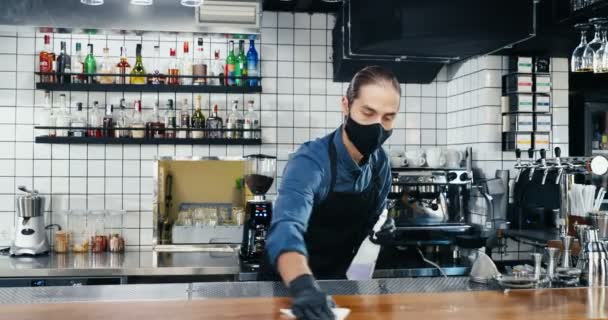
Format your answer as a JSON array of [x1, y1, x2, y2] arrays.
[[0, 277, 492, 304]]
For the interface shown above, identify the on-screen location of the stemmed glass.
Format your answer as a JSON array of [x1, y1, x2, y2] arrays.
[[599, 27, 608, 73], [583, 18, 608, 72], [572, 23, 592, 72], [594, 22, 608, 73]]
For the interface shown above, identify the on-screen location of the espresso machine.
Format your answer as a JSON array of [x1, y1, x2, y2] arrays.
[[240, 154, 276, 265], [10, 186, 49, 256]]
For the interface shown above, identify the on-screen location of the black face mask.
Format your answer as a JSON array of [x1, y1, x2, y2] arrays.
[[344, 114, 392, 158]]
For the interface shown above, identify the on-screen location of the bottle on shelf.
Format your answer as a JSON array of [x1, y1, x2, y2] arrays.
[[37, 91, 55, 137], [165, 99, 177, 138], [72, 42, 85, 84], [56, 41, 71, 84], [191, 95, 206, 139], [70, 102, 87, 137], [115, 46, 131, 85], [225, 41, 237, 86], [167, 48, 180, 85], [593, 122, 602, 150], [98, 47, 114, 84], [149, 45, 163, 85], [103, 104, 115, 138], [246, 39, 259, 87], [115, 98, 130, 138], [54, 94, 71, 137], [146, 101, 165, 138], [39, 35, 54, 83], [181, 41, 193, 85], [206, 104, 223, 139], [210, 50, 224, 86], [225, 100, 243, 139], [131, 100, 146, 139], [88, 101, 103, 138], [193, 38, 207, 85], [243, 99, 259, 139], [84, 44, 97, 84], [130, 44, 146, 85], [235, 40, 247, 87], [178, 98, 190, 139]]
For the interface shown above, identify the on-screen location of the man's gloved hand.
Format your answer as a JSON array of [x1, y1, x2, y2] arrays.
[[288, 274, 336, 320], [370, 217, 396, 245]]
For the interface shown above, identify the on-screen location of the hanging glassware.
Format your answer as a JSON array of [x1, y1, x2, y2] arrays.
[[597, 25, 608, 73], [583, 18, 608, 72], [572, 23, 592, 72]]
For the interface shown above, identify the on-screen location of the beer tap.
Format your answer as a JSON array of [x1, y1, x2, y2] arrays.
[[514, 149, 524, 183], [554, 147, 565, 185], [540, 149, 549, 185], [528, 148, 537, 181]]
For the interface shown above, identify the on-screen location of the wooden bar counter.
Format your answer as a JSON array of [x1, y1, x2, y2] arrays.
[[1, 287, 606, 320]]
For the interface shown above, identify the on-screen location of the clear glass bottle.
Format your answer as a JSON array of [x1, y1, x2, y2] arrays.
[[97, 48, 114, 84], [225, 100, 243, 139], [178, 98, 190, 139], [181, 41, 193, 85], [70, 102, 87, 137], [130, 43, 146, 85], [56, 41, 71, 84], [206, 104, 223, 139], [115, 46, 131, 85], [131, 100, 146, 139], [210, 50, 224, 86], [168, 48, 180, 85], [115, 98, 131, 138], [72, 42, 85, 84], [165, 99, 177, 138], [191, 95, 206, 139], [103, 104, 115, 138], [37, 90, 55, 137], [88, 101, 104, 138], [146, 102, 165, 138], [149, 45, 162, 85], [243, 99, 259, 139], [193, 38, 207, 85], [54, 94, 71, 137]]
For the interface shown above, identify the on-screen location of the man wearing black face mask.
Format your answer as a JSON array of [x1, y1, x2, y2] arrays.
[[261, 66, 401, 320]]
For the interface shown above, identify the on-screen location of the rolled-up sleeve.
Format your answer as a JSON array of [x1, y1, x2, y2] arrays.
[[266, 151, 325, 267]]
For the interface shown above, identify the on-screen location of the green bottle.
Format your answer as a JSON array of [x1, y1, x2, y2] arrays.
[[84, 43, 97, 84], [235, 40, 247, 86], [130, 44, 146, 85], [225, 40, 236, 86]]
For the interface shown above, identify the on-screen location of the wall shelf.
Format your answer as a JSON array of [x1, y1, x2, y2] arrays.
[[35, 82, 262, 94], [35, 136, 262, 145]]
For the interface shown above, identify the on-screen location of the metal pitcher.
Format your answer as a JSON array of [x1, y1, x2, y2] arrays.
[[581, 229, 608, 287]]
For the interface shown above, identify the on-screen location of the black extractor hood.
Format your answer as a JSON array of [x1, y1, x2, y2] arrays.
[[333, 0, 538, 83]]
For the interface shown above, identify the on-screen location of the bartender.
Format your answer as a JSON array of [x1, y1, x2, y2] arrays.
[[263, 66, 401, 319]]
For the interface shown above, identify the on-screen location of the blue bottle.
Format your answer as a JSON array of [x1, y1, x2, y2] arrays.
[[246, 39, 259, 87]]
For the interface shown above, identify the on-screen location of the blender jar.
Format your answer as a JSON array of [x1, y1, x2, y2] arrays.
[[69, 210, 89, 253], [89, 210, 108, 253], [106, 210, 126, 253]]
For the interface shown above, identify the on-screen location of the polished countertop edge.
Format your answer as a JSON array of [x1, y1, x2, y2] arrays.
[[0, 266, 242, 278], [0, 277, 496, 304]]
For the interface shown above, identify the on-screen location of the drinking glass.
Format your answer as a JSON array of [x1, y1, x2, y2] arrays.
[[583, 18, 608, 72], [595, 24, 608, 73]]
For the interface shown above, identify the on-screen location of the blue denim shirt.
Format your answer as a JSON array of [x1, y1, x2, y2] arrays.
[[266, 126, 391, 266]]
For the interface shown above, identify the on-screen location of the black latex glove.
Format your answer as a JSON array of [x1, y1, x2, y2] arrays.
[[370, 217, 396, 245], [288, 274, 336, 320]]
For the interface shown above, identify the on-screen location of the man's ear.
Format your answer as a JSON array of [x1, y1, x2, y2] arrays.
[[341, 96, 349, 121]]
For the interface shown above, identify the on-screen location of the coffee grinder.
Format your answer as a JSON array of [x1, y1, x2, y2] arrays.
[[240, 154, 276, 264], [10, 186, 49, 256]]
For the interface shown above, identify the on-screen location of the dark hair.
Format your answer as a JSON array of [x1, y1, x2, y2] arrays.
[[345, 65, 401, 107]]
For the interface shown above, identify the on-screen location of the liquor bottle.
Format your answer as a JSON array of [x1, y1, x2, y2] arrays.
[[54, 94, 71, 137], [72, 42, 85, 84], [225, 41, 236, 86], [225, 100, 243, 139], [246, 39, 259, 87], [130, 44, 146, 85], [88, 101, 103, 138], [193, 38, 207, 85], [39, 35, 54, 83], [146, 102, 165, 138], [98, 48, 114, 84], [103, 104, 115, 138], [84, 44, 97, 84], [243, 100, 259, 139], [593, 123, 602, 150], [56, 41, 71, 84], [181, 42, 193, 85], [167, 48, 180, 85], [37, 91, 56, 137], [115, 98, 130, 138], [178, 98, 190, 139], [206, 104, 223, 139], [235, 40, 247, 86], [131, 100, 146, 139], [164, 99, 177, 138], [70, 102, 87, 137], [115, 46, 131, 85], [209, 50, 224, 86], [191, 95, 206, 139], [149, 45, 162, 85]]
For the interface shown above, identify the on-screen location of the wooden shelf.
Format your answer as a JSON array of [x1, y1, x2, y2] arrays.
[[36, 82, 262, 93], [35, 136, 262, 145]]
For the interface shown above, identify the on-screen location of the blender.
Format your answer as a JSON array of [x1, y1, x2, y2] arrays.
[[240, 154, 276, 264], [10, 186, 49, 256]]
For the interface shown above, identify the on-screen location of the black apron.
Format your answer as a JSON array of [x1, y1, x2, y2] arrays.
[[258, 132, 382, 280]]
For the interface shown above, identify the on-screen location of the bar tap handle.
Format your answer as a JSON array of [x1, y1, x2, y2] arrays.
[[555, 146, 561, 165], [515, 148, 523, 183], [554, 147, 564, 185], [540, 149, 549, 185], [528, 148, 536, 181]]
